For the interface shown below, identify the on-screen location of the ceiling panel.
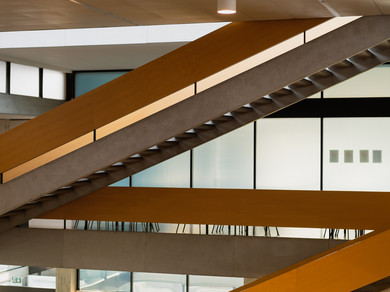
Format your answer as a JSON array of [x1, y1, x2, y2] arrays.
[[0, 0, 384, 32], [83, 0, 252, 25], [373, 0, 390, 14], [0, 42, 188, 71], [229, 0, 292, 20], [271, 0, 333, 18], [0, 0, 131, 31], [80, 0, 172, 25], [326, 0, 382, 16]]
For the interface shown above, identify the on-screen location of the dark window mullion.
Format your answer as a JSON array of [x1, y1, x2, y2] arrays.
[[39, 67, 43, 98], [6, 62, 10, 94]]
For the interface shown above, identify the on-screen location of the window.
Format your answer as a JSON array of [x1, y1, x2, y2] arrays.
[[323, 118, 390, 191], [43, 69, 66, 100], [256, 118, 320, 190], [0, 61, 6, 93], [193, 124, 254, 189], [79, 269, 130, 291], [10, 63, 39, 97], [133, 273, 186, 292]]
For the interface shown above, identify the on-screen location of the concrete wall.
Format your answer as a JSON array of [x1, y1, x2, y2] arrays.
[[0, 119, 30, 135], [0, 228, 346, 279], [0, 92, 64, 121]]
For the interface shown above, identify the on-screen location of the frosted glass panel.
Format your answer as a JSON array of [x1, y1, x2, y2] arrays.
[[79, 269, 130, 291], [307, 92, 321, 99], [323, 118, 390, 191], [110, 177, 130, 187], [133, 152, 190, 188], [10, 63, 39, 97], [189, 275, 244, 292], [133, 272, 185, 292], [270, 227, 323, 239], [43, 69, 66, 100], [257, 118, 320, 190], [29, 219, 64, 229], [193, 124, 254, 189], [75, 71, 128, 97], [0, 61, 5, 93], [324, 65, 390, 98]]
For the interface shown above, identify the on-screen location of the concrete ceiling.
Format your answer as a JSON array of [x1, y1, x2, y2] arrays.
[[0, 0, 388, 31], [0, 0, 388, 71], [0, 42, 189, 71]]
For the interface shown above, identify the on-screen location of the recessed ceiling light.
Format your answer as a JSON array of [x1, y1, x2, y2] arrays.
[[218, 0, 236, 14]]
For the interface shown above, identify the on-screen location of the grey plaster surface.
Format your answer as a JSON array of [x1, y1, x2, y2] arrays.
[[0, 228, 347, 279], [0, 93, 64, 118]]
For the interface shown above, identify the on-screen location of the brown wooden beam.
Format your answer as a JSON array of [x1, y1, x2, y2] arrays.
[[39, 187, 390, 230], [231, 228, 390, 292]]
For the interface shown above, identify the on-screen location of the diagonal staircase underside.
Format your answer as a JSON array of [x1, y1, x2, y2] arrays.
[[1, 16, 390, 234]]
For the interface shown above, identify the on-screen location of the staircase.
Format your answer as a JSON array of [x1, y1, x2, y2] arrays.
[[0, 16, 390, 234], [232, 228, 390, 292]]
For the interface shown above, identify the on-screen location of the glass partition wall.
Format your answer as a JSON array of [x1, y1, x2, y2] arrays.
[[80, 270, 131, 291], [0, 265, 56, 289], [79, 270, 244, 292], [61, 64, 390, 240], [28, 63, 388, 238], [10, 63, 40, 97], [0, 60, 66, 100]]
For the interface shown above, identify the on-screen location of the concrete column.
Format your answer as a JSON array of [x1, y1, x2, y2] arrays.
[[0, 119, 8, 134], [56, 268, 77, 292]]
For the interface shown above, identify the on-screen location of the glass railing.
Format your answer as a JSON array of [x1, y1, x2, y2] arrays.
[[79, 270, 244, 292]]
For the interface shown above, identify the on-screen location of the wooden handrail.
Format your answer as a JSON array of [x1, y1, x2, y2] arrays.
[[231, 228, 390, 291], [0, 19, 326, 174], [39, 187, 390, 230]]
